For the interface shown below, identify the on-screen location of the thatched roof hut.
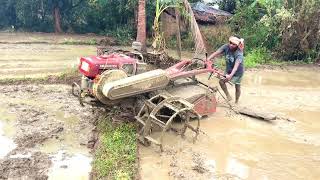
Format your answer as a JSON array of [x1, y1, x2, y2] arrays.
[[191, 2, 232, 24]]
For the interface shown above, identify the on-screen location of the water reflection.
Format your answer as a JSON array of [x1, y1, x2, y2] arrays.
[[0, 121, 16, 158], [226, 158, 249, 179], [48, 150, 92, 180]]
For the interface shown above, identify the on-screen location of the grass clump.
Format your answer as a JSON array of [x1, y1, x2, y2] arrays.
[[93, 116, 137, 180], [0, 67, 80, 85], [55, 67, 79, 80], [106, 25, 134, 46], [61, 38, 97, 45], [213, 48, 278, 69], [244, 48, 273, 68]]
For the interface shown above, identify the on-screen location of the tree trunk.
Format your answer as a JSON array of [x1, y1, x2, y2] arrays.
[[134, 3, 138, 29], [175, 8, 182, 60], [284, 0, 288, 8], [54, 6, 62, 33], [136, 0, 147, 52]]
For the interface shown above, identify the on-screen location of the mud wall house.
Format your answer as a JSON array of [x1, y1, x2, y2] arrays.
[[161, 2, 232, 38]]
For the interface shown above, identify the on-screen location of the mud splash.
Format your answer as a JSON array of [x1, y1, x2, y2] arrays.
[[139, 67, 320, 180]]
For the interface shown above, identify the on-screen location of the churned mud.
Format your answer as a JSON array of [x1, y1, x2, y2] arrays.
[[0, 84, 103, 179], [0, 33, 118, 179], [139, 66, 320, 180]]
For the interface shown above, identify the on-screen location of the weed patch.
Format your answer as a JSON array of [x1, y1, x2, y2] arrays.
[[61, 38, 98, 45], [93, 116, 137, 180], [0, 68, 80, 85], [245, 48, 273, 68]]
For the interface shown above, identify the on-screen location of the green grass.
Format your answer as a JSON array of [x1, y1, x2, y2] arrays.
[[56, 67, 79, 80], [93, 115, 137, 180], [212, 48, 283, 69], [243, 48, 315, 68], [0, 76, 48, 84], [244, 48, 273, 68], [61, 38, 98, 45], [0, 67, 80, 85]]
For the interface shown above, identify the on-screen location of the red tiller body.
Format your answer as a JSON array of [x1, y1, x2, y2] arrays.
[[79, 54, 138, 78], [193, 95, 217, 116]]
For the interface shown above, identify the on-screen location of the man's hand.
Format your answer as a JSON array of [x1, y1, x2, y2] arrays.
[[224, 74, 232, 82]]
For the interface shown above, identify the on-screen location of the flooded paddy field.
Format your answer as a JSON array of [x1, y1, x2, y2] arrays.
[[0, 32, 319, 180]]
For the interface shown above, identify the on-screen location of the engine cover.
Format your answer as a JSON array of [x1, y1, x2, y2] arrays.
[[79, 53, 138, 78]]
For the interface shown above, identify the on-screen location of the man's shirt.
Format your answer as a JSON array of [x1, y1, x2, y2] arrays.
[[218, 44, 244, 77]]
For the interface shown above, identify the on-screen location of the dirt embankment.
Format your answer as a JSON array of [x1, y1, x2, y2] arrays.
[[0, 84, 104, 179]]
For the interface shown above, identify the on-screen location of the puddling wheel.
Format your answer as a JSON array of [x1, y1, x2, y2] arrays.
[[135, 93, 200, 152], [92, 69, 128, 105]]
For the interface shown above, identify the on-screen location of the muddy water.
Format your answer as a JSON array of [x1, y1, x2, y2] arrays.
[[0, 108, 16, 158], [139, 67, 320, 180], [243, 69, 320, 88], [48, 151, 92, 180], [0, 37, 98, 179], [0, 85, 95, 179], [41, 111, 92, 180], [39, 111, 92, 180], [0, 123, 16, 157]]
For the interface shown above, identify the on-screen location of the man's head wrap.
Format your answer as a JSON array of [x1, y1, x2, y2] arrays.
[[229, 36, 245, 51]]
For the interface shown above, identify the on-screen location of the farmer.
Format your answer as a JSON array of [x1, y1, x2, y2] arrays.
[[208, 35, 245, 104]]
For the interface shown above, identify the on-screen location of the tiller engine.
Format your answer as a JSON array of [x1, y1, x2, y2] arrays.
[[73, 49, 226, 150]]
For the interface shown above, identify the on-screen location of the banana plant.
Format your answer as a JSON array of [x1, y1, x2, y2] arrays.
[[152, 0, 207, 57], [152, 0, 177, 51]]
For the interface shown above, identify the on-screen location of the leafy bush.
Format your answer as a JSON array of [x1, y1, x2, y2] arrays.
[[245, 47, 272, 68], [229, 0, 320, 61], [278, 2, 320, 61], [106, 25, 135, 46], [229, 0, 271, 51]]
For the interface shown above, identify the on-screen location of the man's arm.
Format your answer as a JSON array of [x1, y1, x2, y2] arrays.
[[207, 49, 223, 62]]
